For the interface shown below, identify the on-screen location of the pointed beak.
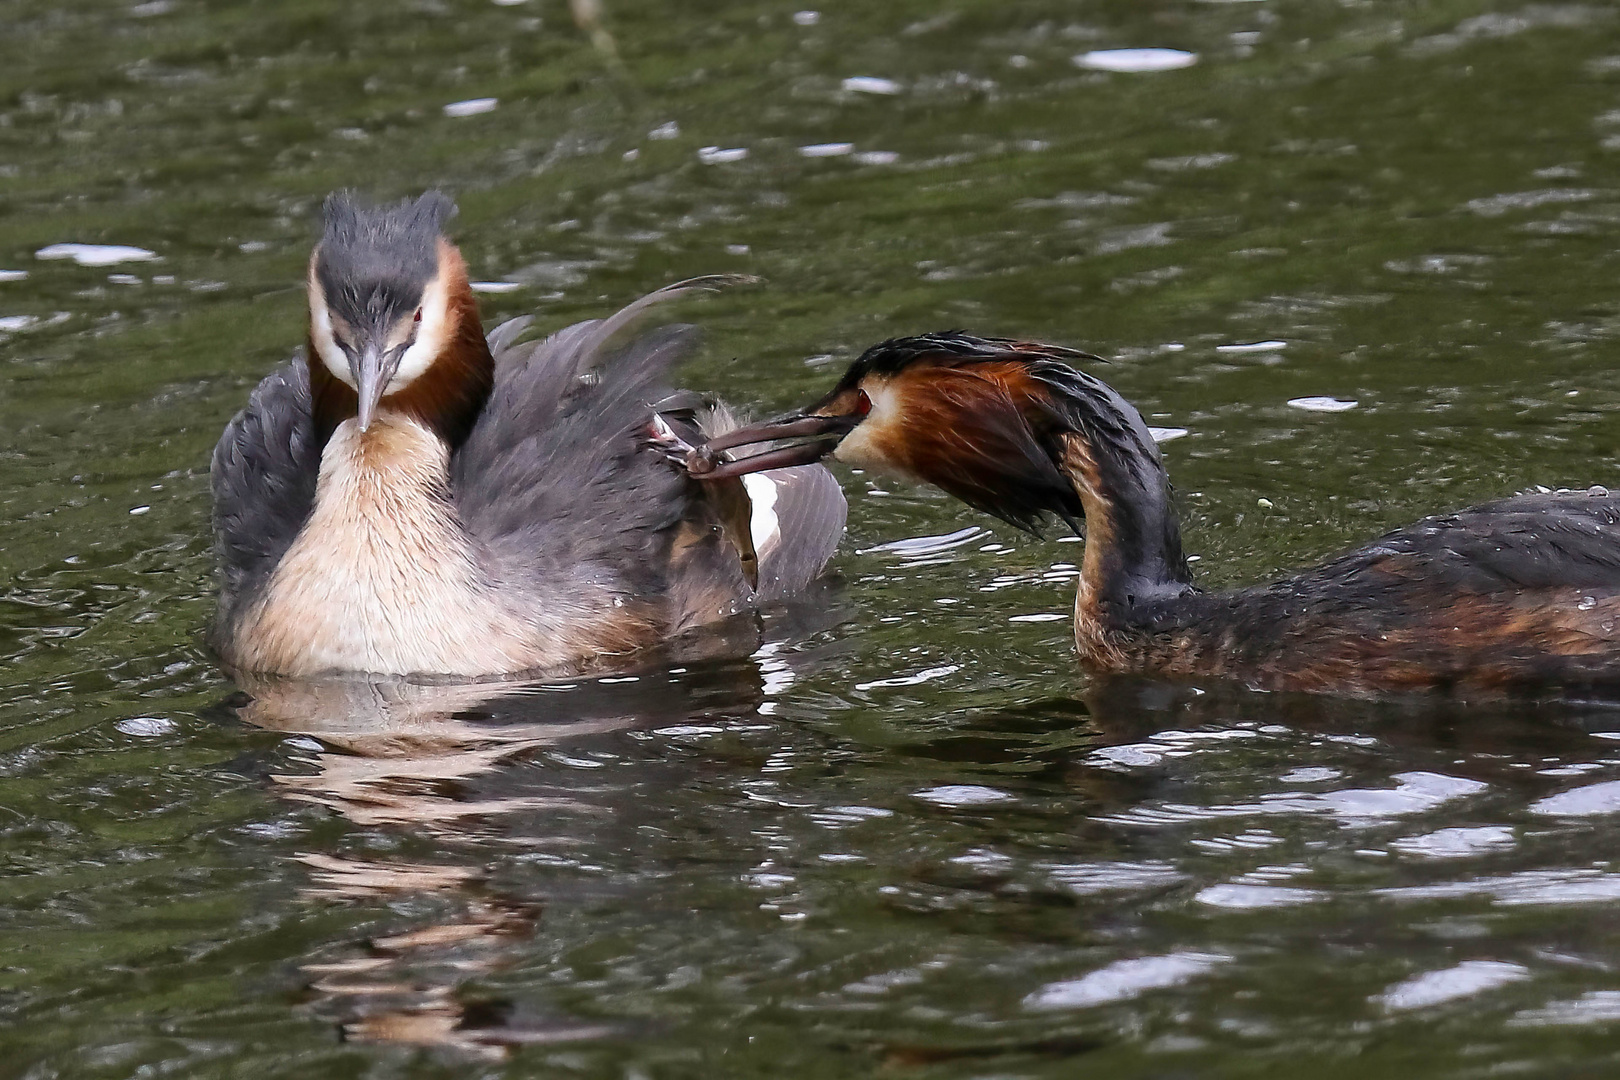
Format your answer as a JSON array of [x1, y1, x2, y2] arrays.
[[687, 413, 861, 479], [351, 341, 390, 432]]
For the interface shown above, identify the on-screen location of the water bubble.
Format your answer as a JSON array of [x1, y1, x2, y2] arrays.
[[36, 243, 157, 266], [914, 785, 1015, 807], [1026, 952, 1229, 1009], [1374, 961, 1530, 1011], [1530, 779, 1620, 817], [1391, 826, 1516, 859], [442, 98, 498, 118], [856, 665, 961, 691], [1196, 883, 1325, 909], [697, 146, 749, 164], [116, 716, 176, 737], [842, 76, 902, 95], [1074, 49, 1198, 73], [1287, 396, 1359, 413]]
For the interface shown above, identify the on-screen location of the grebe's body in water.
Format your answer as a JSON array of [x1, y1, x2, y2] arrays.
[[211, 193, 843, 678], [693, 333, 1620, 698]]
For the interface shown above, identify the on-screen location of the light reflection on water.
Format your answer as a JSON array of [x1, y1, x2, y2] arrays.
[[7, 0, 1620, 1074]]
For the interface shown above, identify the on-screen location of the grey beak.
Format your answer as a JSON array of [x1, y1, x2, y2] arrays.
[[352, 342, 388, 432]]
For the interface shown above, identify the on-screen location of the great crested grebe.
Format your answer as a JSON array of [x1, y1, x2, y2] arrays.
[[210, 191, 845, 678], [687, 332, 1620, 698]]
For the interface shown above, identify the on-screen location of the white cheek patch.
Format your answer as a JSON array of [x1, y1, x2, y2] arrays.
[[830, 381, 904, 476], [307, 282, 355, 390], [388, 271, 453, 396]]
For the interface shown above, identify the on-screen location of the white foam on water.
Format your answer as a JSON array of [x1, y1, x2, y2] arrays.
[[1196, 883, 1325, 909], [698, 146, 749, 164], [1379, 869, 1620, 906], [443, 97, 498, 117], [36, 243, 158, 266], [1045, 861, 1186, 895], [1279, 767, 1341, 783], [793, 10, 820, 25], [809, 805, 893, 828], [1025, 952, 1229, 1010], [1465, 188, 1598, 217], [1390, 826, 1516, 859], [856, 664, 961, 692], [648, 121, 679, 140], [1287, 396, 1358, 413], [842, 76, 902, 95], [1530, 779, 1620, 817], [469, 281, 523, 294], [1098, 771, 1485, 827], [1149, 426, 1189, 443], [1074, 49, 1198, 73], [1009, 613, 1068, 623], [1511, 991, 1620, 1027], [1374, 961, 1530, 1011], [0, 315, 36, 332], [0, 270, 27, 282], [914, 784, 1015, 807], [1148, 153, 1235, 171], [116, 716, 177, 737], [1217, 339, 1286, 353], [853, 150, 899, 165], [799, 142, 854, 157], [862, 526, 983, 558]]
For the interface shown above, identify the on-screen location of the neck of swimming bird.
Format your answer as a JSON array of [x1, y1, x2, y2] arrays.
[[1058, 430, 1193, 642]]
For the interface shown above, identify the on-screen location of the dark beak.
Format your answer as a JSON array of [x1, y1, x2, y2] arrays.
[[350, 339, 401, 433], [687, 413, 861, 479]]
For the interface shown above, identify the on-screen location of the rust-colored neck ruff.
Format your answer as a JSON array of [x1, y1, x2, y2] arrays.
[[306, 243, 494, 450]]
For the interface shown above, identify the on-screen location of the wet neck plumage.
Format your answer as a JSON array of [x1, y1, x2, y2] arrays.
[[1060, 429, 1193, 626]]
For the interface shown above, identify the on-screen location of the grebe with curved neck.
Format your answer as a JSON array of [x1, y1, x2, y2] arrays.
[[210, 192, 845, 678], [692, 333, 1620, 698]]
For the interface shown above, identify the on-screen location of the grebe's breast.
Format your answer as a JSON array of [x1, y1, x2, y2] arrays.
[[228, 413, 542, 678]]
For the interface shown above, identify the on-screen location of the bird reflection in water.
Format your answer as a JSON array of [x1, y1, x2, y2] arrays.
[[222, 597, 843, 1055]]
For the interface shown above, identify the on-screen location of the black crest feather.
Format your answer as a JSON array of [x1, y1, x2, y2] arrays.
[[315, 191, 457, 329]]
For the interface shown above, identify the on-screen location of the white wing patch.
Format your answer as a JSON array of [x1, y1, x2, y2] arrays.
[[742, 472, 781, 561]]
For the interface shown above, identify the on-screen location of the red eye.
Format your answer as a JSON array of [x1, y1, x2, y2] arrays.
[[413, 308, 423, 324], [855, 389, 872, 416]]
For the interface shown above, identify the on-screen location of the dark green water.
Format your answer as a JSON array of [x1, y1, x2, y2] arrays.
[[7, 0, 1620, 1075]]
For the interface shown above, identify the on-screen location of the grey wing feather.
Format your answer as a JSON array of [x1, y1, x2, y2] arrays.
[[752, 464, 847, 600], [210, 359, 321, 627], [455, 283, 744, 597]]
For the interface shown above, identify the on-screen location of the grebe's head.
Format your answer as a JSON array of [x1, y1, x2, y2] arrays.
[[691, 333, 1140, 535], [308, 191, 467, 431]]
